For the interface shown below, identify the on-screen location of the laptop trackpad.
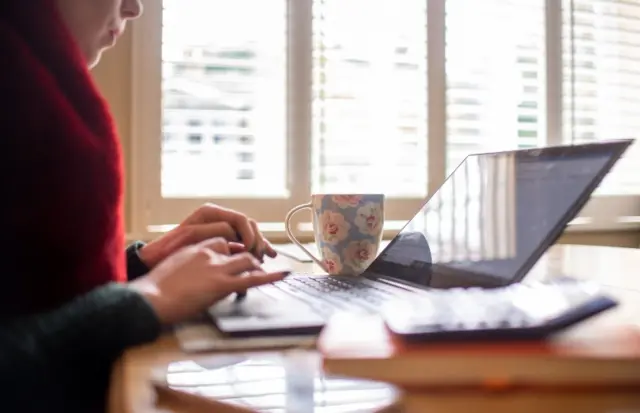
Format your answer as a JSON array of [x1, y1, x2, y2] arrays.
[[207, 289, 325, 337]]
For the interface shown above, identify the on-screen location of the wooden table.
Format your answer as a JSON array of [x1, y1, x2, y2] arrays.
[[108, 244, 640, 413]]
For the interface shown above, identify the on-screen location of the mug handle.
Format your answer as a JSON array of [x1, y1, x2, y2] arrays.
[[284, 203, 327, 270]]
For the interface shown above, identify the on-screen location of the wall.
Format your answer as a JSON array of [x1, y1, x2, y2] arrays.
[[92, 32, 639, 249]]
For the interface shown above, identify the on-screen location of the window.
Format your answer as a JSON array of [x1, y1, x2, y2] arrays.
[[238, 152, 254, 163], [311, 0, 428, 198], [187, 134, 202, 144], [130, 0, 640, 237], [563, 0, 640, 203]]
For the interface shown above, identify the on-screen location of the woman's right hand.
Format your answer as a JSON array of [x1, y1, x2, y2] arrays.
[[129, 238, 289, 325]]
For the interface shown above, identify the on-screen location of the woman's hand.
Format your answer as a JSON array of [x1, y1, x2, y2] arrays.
[[137, 203, 277, 268], [130, 238, 288, 325]]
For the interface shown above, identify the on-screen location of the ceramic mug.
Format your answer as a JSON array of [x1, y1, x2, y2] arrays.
[[285, 194, 385, 275]]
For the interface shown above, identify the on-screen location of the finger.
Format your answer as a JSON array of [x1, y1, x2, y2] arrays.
[[228, 242, 247, 254], [221, 253, 262, 275], [172, 222, 237, 251], [264, 239, 278, 258], [182, 203, 220, 225], [184, 204, 256, 251], [225, 212, 256, 252], [227, 271, 290, 291], [248, 219, 265, 260], [197, 237, 230, 255]]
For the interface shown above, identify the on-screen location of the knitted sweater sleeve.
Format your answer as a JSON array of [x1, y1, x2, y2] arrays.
[[0, 283, 161, 412], [126, 241, 151, 281]]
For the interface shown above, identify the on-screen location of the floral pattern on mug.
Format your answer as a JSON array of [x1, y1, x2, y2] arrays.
[[318, 210, 351, 245], [332, 195, 363, 209], [344, 239, 377, 272], [321, 246, 343, 274], [355, 202, 383, 236]]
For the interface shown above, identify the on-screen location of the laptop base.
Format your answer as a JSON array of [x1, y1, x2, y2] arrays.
[[208, 285, 326, 337]]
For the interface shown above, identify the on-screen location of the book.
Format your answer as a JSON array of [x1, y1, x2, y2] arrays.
[[400, 390, 640, 413], [318, 312, 640, 388]]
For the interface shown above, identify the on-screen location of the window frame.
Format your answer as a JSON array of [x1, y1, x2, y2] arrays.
[[129, 0, 640, 240]]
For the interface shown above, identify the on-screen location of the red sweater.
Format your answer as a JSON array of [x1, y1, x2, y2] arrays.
[[0, 2, 126, 317]]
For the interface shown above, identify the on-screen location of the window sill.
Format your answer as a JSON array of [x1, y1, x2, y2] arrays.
[[564, 216, 640, 233], [127, 216, 640, 244]]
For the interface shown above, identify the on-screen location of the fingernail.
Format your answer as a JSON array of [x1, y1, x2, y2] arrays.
[[281, 271, 291, 278]]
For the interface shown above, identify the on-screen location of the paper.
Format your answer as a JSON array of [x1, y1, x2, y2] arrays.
[[174, 322, 317, 353]]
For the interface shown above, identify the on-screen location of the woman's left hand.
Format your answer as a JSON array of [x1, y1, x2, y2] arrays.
[[137, 203, 277, 269]]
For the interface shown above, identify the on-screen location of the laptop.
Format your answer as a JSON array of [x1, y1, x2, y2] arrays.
[[208, 139, 634, 337]]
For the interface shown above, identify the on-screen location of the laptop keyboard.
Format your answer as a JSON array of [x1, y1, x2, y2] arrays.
[[259, 275, 412, 319]]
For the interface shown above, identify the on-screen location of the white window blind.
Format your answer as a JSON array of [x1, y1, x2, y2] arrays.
[[311, 0, 428, 197], [161, 0, 288, 198], [129, 0, 640, 236], [445, 0, 546, 174], [563, 0, 640, 195]]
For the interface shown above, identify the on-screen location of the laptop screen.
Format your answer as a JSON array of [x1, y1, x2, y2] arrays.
[[365, 140, 632, 289]]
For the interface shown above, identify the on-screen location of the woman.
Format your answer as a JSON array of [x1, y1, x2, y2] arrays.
[[0, 1, 287, 411]]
